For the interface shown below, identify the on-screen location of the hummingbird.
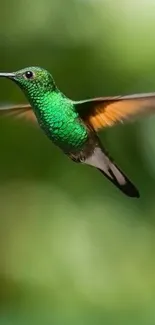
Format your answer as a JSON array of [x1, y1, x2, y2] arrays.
[[0, 67, 155, 198]]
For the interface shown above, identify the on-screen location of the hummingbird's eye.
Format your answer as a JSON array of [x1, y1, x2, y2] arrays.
[[24, 71, 34, 80]]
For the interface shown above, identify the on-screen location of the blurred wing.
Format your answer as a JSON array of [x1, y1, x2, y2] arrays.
[[75, 93, 155, 130], [0, 103, 37, 123]]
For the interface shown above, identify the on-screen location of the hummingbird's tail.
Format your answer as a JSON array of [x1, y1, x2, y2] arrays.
[[84, 146, 139, 198]]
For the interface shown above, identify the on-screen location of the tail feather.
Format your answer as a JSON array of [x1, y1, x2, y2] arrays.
[[84, 146, 139, 198]]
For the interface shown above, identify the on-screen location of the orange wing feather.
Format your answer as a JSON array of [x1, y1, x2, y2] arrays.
[[1, 93, 155, 130], [76, 93, 155, 130]]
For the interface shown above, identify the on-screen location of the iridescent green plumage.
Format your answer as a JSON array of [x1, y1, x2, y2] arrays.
[[32, 92, 88, 152], [2, 65, 154, 197], [13, 67, 88, 152]]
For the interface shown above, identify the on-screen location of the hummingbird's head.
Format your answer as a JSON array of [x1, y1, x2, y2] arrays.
[[0, 66, 57, 101]]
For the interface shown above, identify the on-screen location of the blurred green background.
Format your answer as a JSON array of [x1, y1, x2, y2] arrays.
[[1, 0, 155, 324]]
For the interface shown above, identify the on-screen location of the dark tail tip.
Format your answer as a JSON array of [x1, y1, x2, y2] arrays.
[[98, 168, 140, 198], [121, 182, 140, 198]]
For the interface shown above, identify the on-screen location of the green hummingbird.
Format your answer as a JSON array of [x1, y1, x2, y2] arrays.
[[0, 67, 155, 198]]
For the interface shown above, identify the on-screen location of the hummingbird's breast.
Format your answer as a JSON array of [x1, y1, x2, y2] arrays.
[[34, 93, 88, 152]]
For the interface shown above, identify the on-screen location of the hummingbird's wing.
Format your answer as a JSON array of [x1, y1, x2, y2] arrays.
[[0, 104, 37, 122], [75, 93, 155, 130]]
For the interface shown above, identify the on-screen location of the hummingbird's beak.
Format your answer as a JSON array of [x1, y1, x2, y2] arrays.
[[0, 72, 15, 78]]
